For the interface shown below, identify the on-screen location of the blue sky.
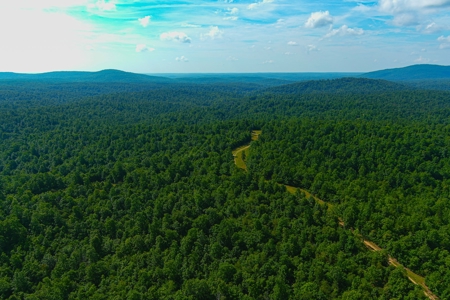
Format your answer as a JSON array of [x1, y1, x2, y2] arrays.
[[0, 0, 450, 73]]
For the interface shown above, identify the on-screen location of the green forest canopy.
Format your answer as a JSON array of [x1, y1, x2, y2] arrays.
[[1, 76, 449, 299]]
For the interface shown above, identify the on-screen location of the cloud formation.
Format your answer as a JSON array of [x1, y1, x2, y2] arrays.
[[379, 0, 450, 13], [224, 7, 239, 20], [248, 0, 274, 10], [421, 22, 442, 33], [305, 11, 333, 28], [438, 35, 450, 49], [138, 16, 151, 28], [181, 23, 201, 28], [2, 0, 450, 73], [438, 35, 450, 43], [160, 32, 192, 43], [229, 7, 239, 15], [176, 56, 189, 62], [88, 0, 116, 11], [202, 26, 223, 40], [324, 25, 364, 38], [378, 0, 450, 26], [414, 56, 431, 63], [307, 44, 319, 53], [135, 44, 155, 53]]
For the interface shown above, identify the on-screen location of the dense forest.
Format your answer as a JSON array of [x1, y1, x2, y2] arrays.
[[1, 73, 449, 299]]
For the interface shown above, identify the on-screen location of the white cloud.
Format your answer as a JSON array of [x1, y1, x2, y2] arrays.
[[414, 56, 430, 63], [425, 22, 437, 31], [135, 44, 155, 53], [391, 13, 420, 26], [379, 0, 450, 13], [307, 44, 319, 52], [438, 35, 450, 49], [87, 0, 116, 11], [136, 44, 146, 52], [181, 23, 201, 28], [305, 11, 333, 28], [353, 4, 372, 13], [176, 56, 189, 62], [202, 26, 223, 40], [224, 7, 239, 20], [288, 41, 298, 46], [138, 16, 151, 28], [274, 19, 285, 28], [438, 35, 450, 43], [262, 60, 274, 64], [160, 32, 192, 43], [229, 7, 239, 15], [420, 22, 441, 33], [378, 0, 450, 26], [227, 56, 238, 61], [324, 25, 364, 38], [247, 0, 274, 10]]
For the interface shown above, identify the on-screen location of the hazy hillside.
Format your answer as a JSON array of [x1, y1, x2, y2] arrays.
[[0, 69, 172, 83], [160, 72, 360, 85], [360, 64, 450, 81]]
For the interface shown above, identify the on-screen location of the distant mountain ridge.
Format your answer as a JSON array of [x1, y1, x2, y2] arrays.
[[0, 70, 362, 86], [2, 65, 450, 84], [0, 69, 172, 83], [360, 64, 450, 81], [2, 66, 450, 93]]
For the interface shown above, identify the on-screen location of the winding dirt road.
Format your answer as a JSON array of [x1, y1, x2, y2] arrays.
[[232, 132, 439, 300]]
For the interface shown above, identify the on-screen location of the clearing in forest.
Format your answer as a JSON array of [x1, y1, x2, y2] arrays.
[[232, 130, 261, 170]]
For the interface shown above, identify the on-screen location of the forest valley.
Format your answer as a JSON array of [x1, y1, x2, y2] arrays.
[[1, 74, 450, 299]]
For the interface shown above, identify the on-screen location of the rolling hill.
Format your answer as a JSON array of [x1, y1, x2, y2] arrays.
[[360, 64, 450, 81], [0, 69, 172, 83]]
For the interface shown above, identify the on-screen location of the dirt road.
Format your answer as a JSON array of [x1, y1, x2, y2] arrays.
[[232, 132, 439, 300]]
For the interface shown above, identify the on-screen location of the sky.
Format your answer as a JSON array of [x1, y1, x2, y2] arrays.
[[0, 0, 450, 73]]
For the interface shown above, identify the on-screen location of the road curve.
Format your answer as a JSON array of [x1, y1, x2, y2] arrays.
[[232, 131, 439, 300]]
